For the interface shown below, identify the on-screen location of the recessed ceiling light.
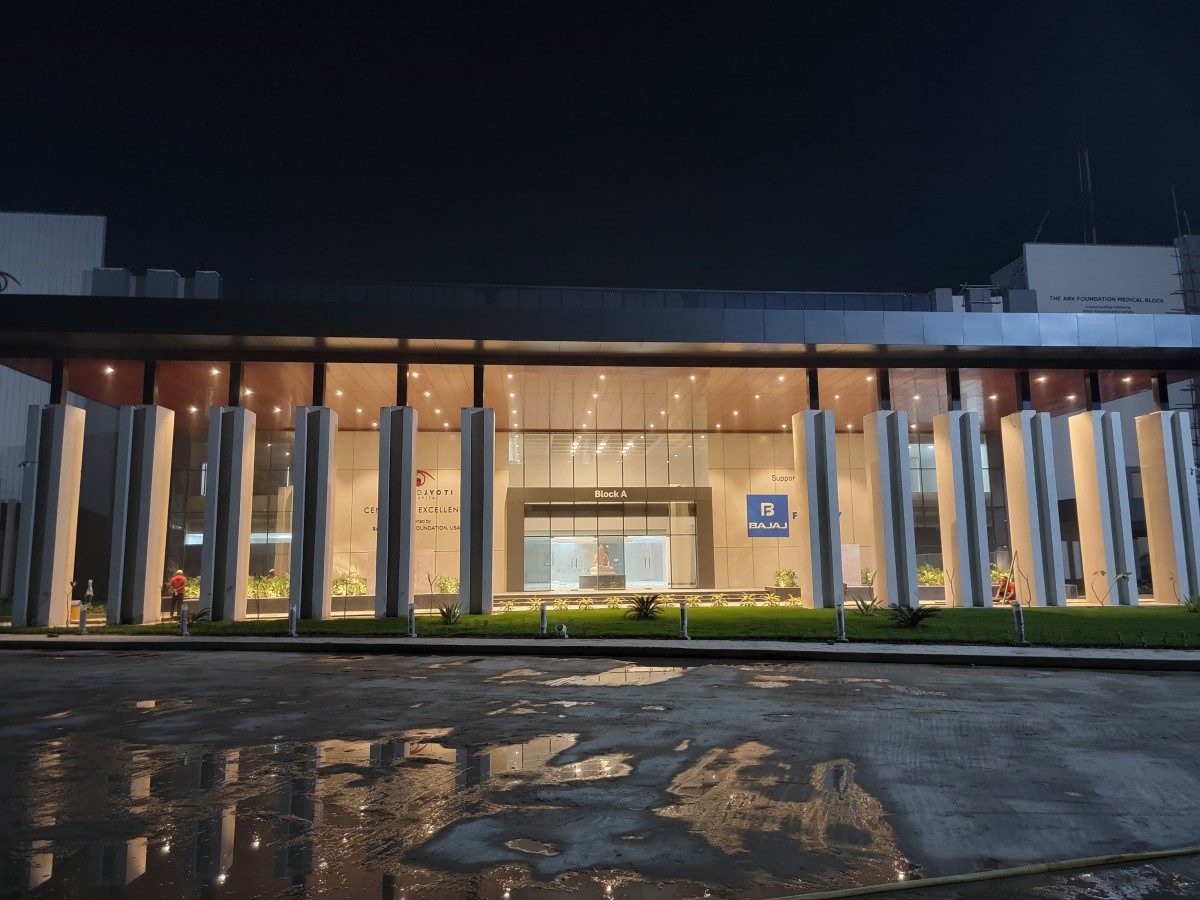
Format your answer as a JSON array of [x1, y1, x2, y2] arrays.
[[244, 388, 252, 396], [592, 392, 599, 399], [355, 407, 363, 413], [674, 393, 680, 399], [689, 375, 696, 381], [103, 365, 114, 374], [285, 451, 290, 456], [989, 394, 998, 400], [273, 406, 281, 413], [778, 375, 785, 382], [371, 422, 378, 428], [1036, 376, 1047, 383], [913, 395, 920, 400], [267, 442, 272, 448], [755, 394, 760, 400], [424, 391, 431, 397], [210, 367, 220, 376], [510, 392, 516, 398], [1122, 376, 1133, 383], [866, 375, 874, 382], [781, 424, 787, 429], [1067, 394, 1077, 401], [512, 409, 517, 414], [910, 424, 917, 430], [733, 411, 739, 416], [443, 422, 449, 428], [847, 424, 854, 430], [507, 373, 513, 379], [716, 424, 721, 429], [335, 389, 343, 396], [834, 394, 840, 400], [660, 410, 666, 415], [587, 409, 592, 414], [581, 422, 588, 428], [434, 408, 441, 414], [412, 372, 419, 378], [649, 423, 655, 429], [599, 374, 606, 380], [188, 405, 198, 413]]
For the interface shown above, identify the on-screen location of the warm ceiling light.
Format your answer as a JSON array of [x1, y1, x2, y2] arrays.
[[411, 372, 419, 378], [266, 442, 272, 448], [913, 395, 920, 400], [910, 424, 917, 430], [866, 375, 874, 382], [355, 407, 363, 413], [755, 394, 760, 400], [335, 389, 343, 396], [988, 394, 998, 400], [443, 422, 449, 428], [777, 375, 785, 381], [273, 406, 282, 413], [424, 391, 431, 397], [434, 408, 441, 414], [1066, 394, 1077, 401], [834, 394, 840, 400], [732, 411, 739, 416], [716, 424, 721, 429], [211, 367, 220, 376], [781, 424, 787, 429], [243, 388, 252, 396], [660, 410, 666, 415], [592, 392, 599, 399], [1122, 376, 1133, 383], [649, 423, 655, 429], [507, 373, 513, 379], [510, 392, 516, 398], [371, 422, 378, 428], [512, 409, 517, 414], [581, 422, 588, 428], [689, 375, 696, 381], [599, 374, 606, 380], [188, 405, 198, 413], [285, 451, 290, 456], [586, 409, 592, 414], [103, 365, 115, 374], [1036, 376, 1047, 383]]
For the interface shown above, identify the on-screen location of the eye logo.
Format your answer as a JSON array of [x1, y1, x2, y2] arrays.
[[415, 469, 434, 487], [0, 272, 21, 293]]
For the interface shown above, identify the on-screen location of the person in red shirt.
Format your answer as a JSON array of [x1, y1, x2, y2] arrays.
[[169, 569, 187, 619]]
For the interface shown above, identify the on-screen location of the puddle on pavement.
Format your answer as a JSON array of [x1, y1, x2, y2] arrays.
[[541, 665, 686, 686], [1, 723, 934, 899]]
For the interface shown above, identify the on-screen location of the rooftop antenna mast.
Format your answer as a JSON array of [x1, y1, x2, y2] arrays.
[[1077, 116, 1098, 244]]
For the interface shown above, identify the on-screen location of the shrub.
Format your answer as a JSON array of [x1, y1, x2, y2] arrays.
[[888, 604, 940, 628], [437, 601, 461, 624], [498, 599, 516, 613], [433, 574, 459, 594], [853, 594, 882, 616], [625, 594, 663, 620], [604, 596, 623, 609], [916, 563, 944, 586], [861, 569, 875, 586], [577, 596, 594, 610], [739, 592, 757, 606], [331, 571, 368, 596], [774, 569, 798, 588], [683, 594, 702, 607], [552, 598, 570, 610], [763, 592, 781, 607], [709, 593, 728, 607], [1182, 594, 1200, 613]]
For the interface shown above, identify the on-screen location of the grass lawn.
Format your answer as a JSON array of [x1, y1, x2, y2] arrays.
[[5, 605, 1200, 648]]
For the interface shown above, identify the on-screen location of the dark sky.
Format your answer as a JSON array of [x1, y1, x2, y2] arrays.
[[6, 2, 1199, 292]]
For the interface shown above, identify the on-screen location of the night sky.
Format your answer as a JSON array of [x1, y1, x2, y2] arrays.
[[6, 2, 1199, 292]]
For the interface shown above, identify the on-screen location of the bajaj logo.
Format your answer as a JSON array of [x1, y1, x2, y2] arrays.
[[747, 494, 790, 537]]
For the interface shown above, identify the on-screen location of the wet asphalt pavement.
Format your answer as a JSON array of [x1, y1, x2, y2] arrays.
[[0, 650, 1198, 899]]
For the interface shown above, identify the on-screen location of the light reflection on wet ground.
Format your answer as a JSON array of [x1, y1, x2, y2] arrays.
[[2, 655, 1199, 899]]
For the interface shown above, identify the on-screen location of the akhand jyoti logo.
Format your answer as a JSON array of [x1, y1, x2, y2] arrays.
[[415, 469, 434, 487]]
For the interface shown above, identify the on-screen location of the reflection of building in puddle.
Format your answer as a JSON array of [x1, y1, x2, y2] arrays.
[[659, 744, 907, 881], [87, 747, 155, 888], [17, 738, 64, 891], [541, 666, 685, 687]]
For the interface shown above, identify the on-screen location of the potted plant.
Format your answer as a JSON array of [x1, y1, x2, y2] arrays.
[[765, 568, 803, 601]]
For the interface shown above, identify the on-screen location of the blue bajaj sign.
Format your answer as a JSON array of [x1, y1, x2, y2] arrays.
[[747, 494, 789, 537]]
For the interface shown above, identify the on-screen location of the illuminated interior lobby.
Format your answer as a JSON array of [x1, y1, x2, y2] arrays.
[[4, 285, 1200, 626]]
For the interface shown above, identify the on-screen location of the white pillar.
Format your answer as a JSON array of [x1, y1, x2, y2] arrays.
[[1000, 410, 1066, 606], [863, 410, 919, 607], [1135, 410, 1200, 602], [458, 408, 494, 615], [791, 410, 842, 608], [1069, 410, 1137, 605], [108, 405, 175, 625], [376, 406, 417, 617], [933, 411, 991, 607], [290, 407, 337, 620], [13, 404, 85, 627], [200, 407, 255, 621]]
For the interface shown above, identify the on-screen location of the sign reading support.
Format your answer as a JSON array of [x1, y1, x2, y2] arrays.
[[747, 494, 789, 537]]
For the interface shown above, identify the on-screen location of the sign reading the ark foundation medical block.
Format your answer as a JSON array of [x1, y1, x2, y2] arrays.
[[746, 494, 789, 537]]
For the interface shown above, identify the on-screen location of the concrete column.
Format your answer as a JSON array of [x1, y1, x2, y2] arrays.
[[107, 405, 174, 625], [863, 410, 918, 607], [1069, 410, 1137, 605], [200, 407, 255, 621], [1135, 410, 1200, 602], [458, 408, 494, 615], [290, 407, 337, 620], [790, 410, 842, 608], [376, 406, 417, 617], [933, 411, 991, 607], [13, 404, 86, 627], [1000, 411, 1066, 606]]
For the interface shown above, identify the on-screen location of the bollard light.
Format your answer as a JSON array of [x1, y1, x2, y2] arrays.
[[1010, 600, 1030, 646], [288, 603, 298, 638], [180, 604, 189, 636], [834, 602, 848, 643], [679, 600, 690, 640], [407, 603, 417, 638], [78, 603, 87, 635], [539, 602, 548, 637]]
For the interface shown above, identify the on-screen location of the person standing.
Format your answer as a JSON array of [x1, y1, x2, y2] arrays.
[[169, 569, 187, 619]]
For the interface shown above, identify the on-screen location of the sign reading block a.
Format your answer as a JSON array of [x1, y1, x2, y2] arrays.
[[747, 494, 789, 537]]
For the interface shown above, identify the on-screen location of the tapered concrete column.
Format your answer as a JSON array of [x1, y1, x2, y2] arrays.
[[200, 407, 255, 621], [108, 405, 175, 625], [791, 410, 843, 608], [1135, 410, 1200, 602], [13, 404, 85, 627], [933, 411, 991, 607], [1069, 410, 1137, 605], [290, 407, 337, 620], [863, 410, 918, 607], [1000, 411, 1066, 606], [459, 408, 494, 615], [376, 406, 417, 617]]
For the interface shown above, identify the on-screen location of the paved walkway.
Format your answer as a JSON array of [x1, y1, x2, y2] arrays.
[[1, 632, 1197, 671]]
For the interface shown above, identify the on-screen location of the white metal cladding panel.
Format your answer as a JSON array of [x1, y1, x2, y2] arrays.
[[0, 212, 106, 295], [0, 366, 51, 498]]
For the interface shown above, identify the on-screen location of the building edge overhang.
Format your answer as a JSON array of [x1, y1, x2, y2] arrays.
[[2, 296, 1200, 369]]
